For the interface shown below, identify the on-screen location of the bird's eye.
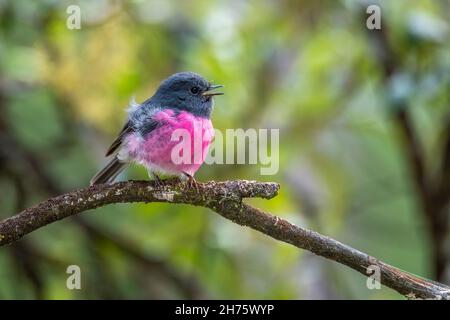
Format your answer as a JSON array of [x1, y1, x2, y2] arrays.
[[190, 86, 200, 95]]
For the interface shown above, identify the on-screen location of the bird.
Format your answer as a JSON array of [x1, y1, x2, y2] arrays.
[[90, 71, 223, 187]]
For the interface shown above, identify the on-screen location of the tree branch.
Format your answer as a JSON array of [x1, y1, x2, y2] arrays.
[[0, 179, 449, 299]]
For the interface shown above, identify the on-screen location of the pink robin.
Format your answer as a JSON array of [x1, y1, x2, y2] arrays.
[[90, 72, 223, 187]]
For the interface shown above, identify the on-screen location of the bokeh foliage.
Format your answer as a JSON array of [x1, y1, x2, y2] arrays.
[[0, 0, 449, 299]]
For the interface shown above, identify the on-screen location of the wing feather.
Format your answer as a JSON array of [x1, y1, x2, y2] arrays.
[[105, 120, 134, 156], [104, 104, 169, 157]]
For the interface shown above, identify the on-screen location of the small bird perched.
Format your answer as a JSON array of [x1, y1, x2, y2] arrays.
[[90, 72, 223, 186]]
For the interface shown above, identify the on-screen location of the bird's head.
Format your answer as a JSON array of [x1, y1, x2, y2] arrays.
[[153, 72, 223, 118]]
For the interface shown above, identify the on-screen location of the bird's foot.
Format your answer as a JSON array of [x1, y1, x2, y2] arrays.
[[182, 172, 199, 193], [152, 173, 165, 188]]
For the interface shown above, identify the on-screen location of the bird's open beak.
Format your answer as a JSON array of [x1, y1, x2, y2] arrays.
[[202, 84, 224, 97]]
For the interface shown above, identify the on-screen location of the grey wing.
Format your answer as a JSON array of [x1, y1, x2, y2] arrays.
[[105, 104, 165, 156], [105, 120, 134, 156], [91, 104, 164, 186]]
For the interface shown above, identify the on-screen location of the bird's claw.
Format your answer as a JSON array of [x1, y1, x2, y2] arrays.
[[183, 172, 199, 193], [152, 173, 164, 188]]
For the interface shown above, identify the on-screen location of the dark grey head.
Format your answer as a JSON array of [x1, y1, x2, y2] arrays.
[[151, 72, 223, 118]]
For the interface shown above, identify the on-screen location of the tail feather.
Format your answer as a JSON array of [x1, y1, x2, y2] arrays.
[[90, 157, 126, 185]]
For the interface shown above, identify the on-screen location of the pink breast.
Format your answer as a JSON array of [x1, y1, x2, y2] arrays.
[[126, 110, 214, 176]]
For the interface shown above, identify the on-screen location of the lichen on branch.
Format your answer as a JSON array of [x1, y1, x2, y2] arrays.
[[0, 179, 448, 300]]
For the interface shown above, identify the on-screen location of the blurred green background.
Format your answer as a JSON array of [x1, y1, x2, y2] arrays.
[[0, 0, 449, 299]]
